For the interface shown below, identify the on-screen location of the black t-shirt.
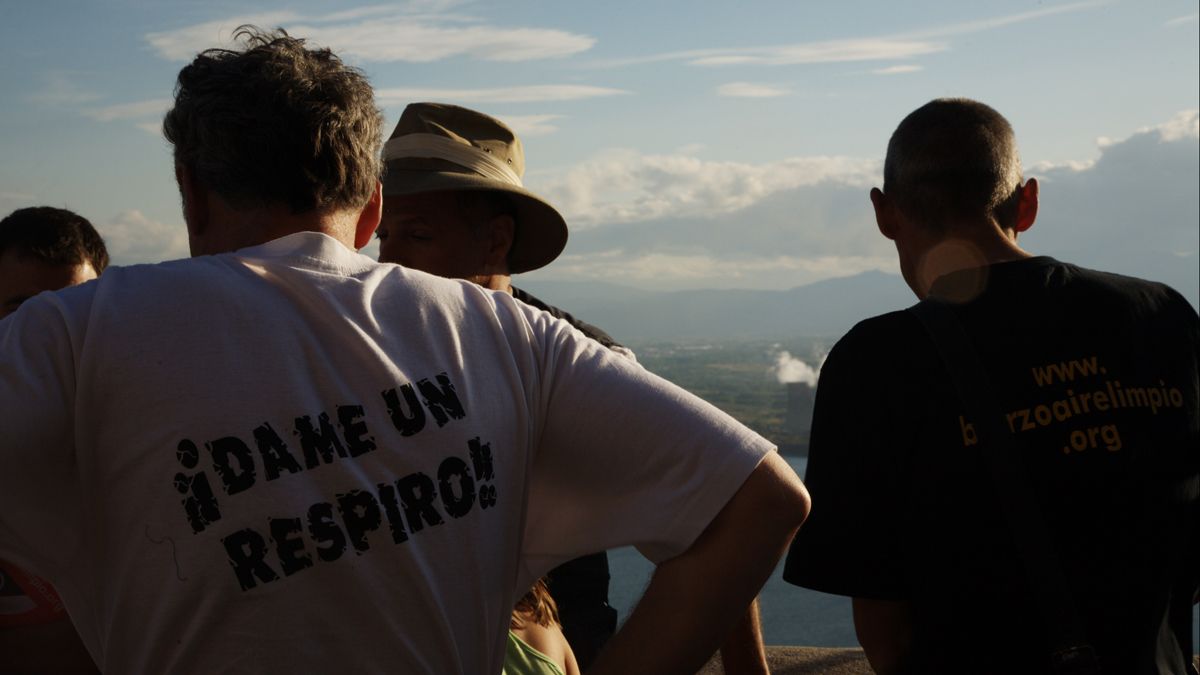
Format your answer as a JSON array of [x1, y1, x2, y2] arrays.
[[783, 257, 1199, 675], [511, 287, 622, 350]]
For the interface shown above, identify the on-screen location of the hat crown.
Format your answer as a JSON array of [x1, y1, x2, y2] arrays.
[[390, 102, 525, 178], [380, 102, 568, 274]]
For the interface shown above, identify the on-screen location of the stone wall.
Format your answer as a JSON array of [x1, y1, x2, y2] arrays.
[[700, 646, 872, 674]]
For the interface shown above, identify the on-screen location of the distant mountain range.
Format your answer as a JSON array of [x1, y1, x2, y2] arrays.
[[518, 270, 916, 343], [520, 257, 1199, 344]]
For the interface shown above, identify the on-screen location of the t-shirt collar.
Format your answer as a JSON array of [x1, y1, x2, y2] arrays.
[[234, 231, 377, 274]]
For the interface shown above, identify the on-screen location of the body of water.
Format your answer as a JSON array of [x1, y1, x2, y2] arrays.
[[605, 455, 1200, 648], [606, 456, 855, 647]]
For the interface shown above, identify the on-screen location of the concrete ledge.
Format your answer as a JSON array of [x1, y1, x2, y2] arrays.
[[700, 646, 872, 674], [700, 649, 1200, 674]]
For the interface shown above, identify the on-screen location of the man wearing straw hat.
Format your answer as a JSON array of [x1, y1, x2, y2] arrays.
[[377, 102, 773, 672], [377, 102, 621, 669], [0, 29, 808, 674], [377, 102, 629, 353]]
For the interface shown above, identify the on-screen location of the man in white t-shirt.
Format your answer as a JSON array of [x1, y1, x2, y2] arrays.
[[0, 26, 809, 675], [0, 205, 108, 673], [378, 101, 774, 674], [0, 206, 106, 320]]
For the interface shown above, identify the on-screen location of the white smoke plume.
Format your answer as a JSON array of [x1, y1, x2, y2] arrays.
[[769, 348, 825, 387]]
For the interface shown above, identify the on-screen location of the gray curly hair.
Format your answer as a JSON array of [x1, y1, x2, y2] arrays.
[[163, 26, 383, 214]]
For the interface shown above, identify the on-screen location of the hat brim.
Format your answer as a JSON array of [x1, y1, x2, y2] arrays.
[[382, 167, 567, 274]]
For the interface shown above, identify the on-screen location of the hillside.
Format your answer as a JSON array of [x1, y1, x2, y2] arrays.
[[518, 270, 915, 342]]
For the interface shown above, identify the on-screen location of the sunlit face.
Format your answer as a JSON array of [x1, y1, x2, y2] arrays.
[[377, 191, 492, 283], [0, 249, 97, 319]]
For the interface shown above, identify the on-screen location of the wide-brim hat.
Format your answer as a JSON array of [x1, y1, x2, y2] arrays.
[[381, 102, 568, 274]]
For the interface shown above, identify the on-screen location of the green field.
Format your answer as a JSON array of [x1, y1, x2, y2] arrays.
[[629, 338, 828, 455]]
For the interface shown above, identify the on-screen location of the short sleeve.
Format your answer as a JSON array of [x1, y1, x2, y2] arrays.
[[0, 296, 85, 577], [782, 323, 913, 600], [517, 309, 773, 587]]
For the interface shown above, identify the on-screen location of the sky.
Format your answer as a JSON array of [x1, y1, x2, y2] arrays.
[[1, 0, 1197, 299]]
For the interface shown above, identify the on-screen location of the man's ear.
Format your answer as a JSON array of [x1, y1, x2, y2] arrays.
[[176, 162, 209, 239], [354, 180, 383, 250], [870, 188, 898, 240], [1014, 177, 1038, 235], [484, 213, 515, 270]]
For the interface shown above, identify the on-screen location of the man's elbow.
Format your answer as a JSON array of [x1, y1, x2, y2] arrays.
[[755, 451, 811, 535], [786, 475, 812, 530], [677, 451, 810, 569]]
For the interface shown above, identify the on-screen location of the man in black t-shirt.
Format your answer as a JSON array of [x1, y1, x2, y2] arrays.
[[783, 98, 1198, 675]]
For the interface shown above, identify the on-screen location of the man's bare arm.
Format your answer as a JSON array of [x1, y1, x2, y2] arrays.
[[589, 452, 809, 675], [852, 597, 912, 675]]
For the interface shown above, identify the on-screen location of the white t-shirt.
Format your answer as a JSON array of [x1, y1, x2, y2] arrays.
[[0, 232, 772, 674]]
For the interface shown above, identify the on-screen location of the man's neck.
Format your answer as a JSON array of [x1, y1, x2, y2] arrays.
[[191, 201, 361, 256], [472, 273, 512, 293], [914, 226, 1033, 301]]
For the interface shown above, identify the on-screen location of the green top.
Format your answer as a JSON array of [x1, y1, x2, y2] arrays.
[[501, 630, 566, 675]]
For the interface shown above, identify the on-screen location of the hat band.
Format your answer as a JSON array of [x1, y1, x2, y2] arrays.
[[383, 134, 523, 187]]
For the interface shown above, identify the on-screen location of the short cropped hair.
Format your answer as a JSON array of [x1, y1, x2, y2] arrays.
[[0, 206, 109, 273], [163, 26, 383, 214], [883, 98, 1023, 231]]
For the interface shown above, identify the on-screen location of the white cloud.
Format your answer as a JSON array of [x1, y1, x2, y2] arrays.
[[691, 38, 945, 66], [532, 150, 879, 228], [84, 99, 172, 122], [101, 210, 190, 265], [872, 64, 922, 75], [1142, 109, 1199, 142], [770, 349, 825, 386], [1030, 158, 1095, 173], [375, 85, 628, 105], [902, 1, 1108, 39], [25, 73, 101, 107], [319, 5, 419, 23], [501, 114, 564, 138], [76, 98, 170, 135], [530, 109, 1195, 302], [1164, 12, 1198, 26], [0, 192, 37, 212], [305, 21, 595, 62], [1024, 110, 1198, 306], [539, 250, 895, 291], [1028, 110, 1196, 175], [593, 40, 945, 68], [716, 82, 790, 98], [145, 6, 594, 63], [145, 12, 301, 61], [596, 3, 1101, 69]]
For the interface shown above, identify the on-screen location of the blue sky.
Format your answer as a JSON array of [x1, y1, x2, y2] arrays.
[[1, 0, 1196, 298]]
